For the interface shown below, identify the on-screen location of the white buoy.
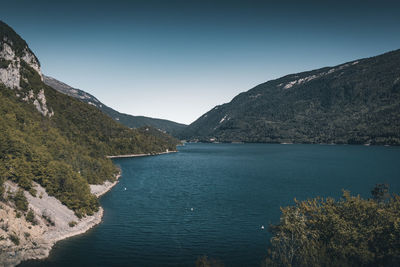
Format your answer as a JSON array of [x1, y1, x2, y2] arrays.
[[261, 225, 264, 230], [124, 187, 127, 191], [191, 208, 194, 211]]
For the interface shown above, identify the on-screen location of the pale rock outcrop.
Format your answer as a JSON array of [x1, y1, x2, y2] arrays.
[[89, 174, 120, 197], [21, 48, 42, 81], [0, 61, 21, 90], [279, 60, 360, 90], [0, 176, 119, 267], [0, 40, 52, 117], [33, 89, 53, 117], [0, 43, 21, 89], [0, 42, 14, 60]]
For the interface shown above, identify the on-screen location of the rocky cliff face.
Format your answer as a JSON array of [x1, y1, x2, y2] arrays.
[[0, 24, 53, 117], [0, 42, 22, 89], [0, 38, 42, 89]]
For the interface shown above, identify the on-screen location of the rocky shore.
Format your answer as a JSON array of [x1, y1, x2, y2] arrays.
[[0, 151, 176, 266], [0, 174, 120, 267], [89, 174, 120, 198]]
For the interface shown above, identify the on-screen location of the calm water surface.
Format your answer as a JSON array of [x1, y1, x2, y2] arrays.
[[21, 143, 400, 266]]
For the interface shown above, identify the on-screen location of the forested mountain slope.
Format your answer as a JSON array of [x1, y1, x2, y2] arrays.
[[43, 76, 187, 137], [0, 20, 177, 217], [180, 49, 400, 145]]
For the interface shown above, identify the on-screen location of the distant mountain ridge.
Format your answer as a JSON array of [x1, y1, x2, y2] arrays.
[[180, 49, 400, 145], [43, 76, 187, 136]]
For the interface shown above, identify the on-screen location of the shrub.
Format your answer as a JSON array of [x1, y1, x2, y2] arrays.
[[26, 209, 37, 225], [0, 181, 4, 201], [196, 256, 224, 267], [0, 222, 8, 232], [13, 189, 28, 212], [265, 189, 400, 266], [28, 187, 37, 197], [0, 58, 11, 69], [42, 211, 55, 226], [9, 233, 20, 245]]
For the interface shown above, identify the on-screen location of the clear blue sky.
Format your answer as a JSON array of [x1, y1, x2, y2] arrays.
[[2, 0, 400, 124]]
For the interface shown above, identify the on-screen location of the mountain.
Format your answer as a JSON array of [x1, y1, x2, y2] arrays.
[[43, 76, 187, 137], [0, 20, 177, 216], [180, 49, 400, 145], [0, 20, 181, 265]]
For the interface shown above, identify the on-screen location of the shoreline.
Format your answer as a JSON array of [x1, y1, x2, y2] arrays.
[[45, 171, 123, 247], [8, 150, 174, 266], [1, 175, 121, 266], [185, 141, 397, 147], [106, 150, 177, 159], [90, 173, 121, 198]]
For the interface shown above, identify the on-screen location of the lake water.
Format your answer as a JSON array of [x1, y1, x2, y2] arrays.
[[21, 143, 400, 266]]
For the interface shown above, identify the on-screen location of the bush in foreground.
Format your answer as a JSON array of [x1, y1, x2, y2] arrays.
[[196, 255, 224, 267], [265, 187, 400, 266]]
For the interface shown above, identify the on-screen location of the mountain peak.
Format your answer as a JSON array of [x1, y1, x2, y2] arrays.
[[0, 21, 51, 117], [0, 21, 40, 64], [0, 20, 42, 89]]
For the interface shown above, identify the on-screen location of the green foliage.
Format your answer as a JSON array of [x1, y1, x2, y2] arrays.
[[0, 20, 178, 218], [26, 209, 36, 225], [265, 190, 400, 266], [68, 221, 77, 227], [137, 126, 181, 147], [9, 233, 19, 245], [371, 183, 390, 203], [0, 81, 177, 215], [0, 20, 39, 61], [12, 189, 28, 212], [0, 27, 177, 216], [196, 256, 224, 267], [0, 83, 108, 216], [182, 50, 400, 145], [0, 58, 11, 69], [19, 61, 43, 90], [0, 167, 4, 200], [41, 212, 55, 226], [43, 75, 187, 137]]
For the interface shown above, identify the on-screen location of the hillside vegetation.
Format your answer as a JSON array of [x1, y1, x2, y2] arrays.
[[0, 21, 178, 217], [265, 186, 400, 266], [181, 49, 400, 145], [43, 76, 187, 137]]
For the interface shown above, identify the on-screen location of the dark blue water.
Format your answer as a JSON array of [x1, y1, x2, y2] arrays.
[[21, 143, 400, 267]]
